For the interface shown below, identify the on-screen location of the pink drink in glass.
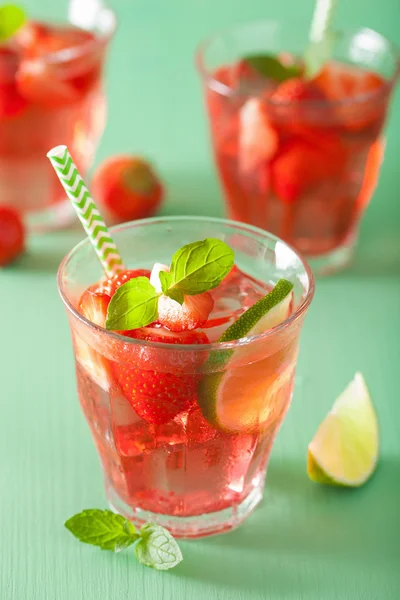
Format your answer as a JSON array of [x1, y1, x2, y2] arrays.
[[0, 7, 115, 231], [197, 22, 399, 273], [58, 217, 314, 537]]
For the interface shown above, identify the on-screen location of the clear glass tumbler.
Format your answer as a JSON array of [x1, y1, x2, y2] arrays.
[[196, 21, 399, 274], [58, 216, 314, 538], [0, 0, 116, 231]]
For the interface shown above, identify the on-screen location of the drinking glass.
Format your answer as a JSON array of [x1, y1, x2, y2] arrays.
[[58, 216, 314, 538], [196, 21, 399, 274], [0, 0, 116, 231]]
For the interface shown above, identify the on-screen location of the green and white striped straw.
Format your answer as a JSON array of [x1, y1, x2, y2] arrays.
[[47, 145, 125, 278], [305, 0, 337, 78], [309, 0, 336, 43]]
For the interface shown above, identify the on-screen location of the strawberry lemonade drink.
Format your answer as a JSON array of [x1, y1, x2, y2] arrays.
[[0, 4, 115, 230], [197, 22, 399, 273], [58, 217, 314, 538]]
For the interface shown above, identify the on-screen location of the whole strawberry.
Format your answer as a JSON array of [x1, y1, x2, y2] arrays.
[[92, 156, 164, 224], [0, 206, 25, 267]]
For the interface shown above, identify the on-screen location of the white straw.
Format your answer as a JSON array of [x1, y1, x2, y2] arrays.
[[309, 0, 336, 43]]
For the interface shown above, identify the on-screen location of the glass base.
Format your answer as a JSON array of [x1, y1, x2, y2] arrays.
[[105, 479, 264, 539], [26, 199, 77, 233], [306, 233, 356, 276]]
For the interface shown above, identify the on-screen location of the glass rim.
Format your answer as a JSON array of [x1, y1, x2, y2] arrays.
[[26, 4, 117, 66], [57, 216, 315, 352], [195, 20, 400, 108]]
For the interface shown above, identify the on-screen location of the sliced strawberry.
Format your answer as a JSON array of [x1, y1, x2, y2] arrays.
[[313, 62, 386, 131], [112, 330, 209, 425], [238, 97, 278, 173], [14, 21, 51, 50], [148, 262, 214, 332], [16, 60, 79, 107], [15, 23, 97, 107], [0, 46, 19, 82], [314, 62, 384, 101], [269, 77, 328, 134], [75, 290, 112, 391], [271, 77, 324, 103], [18, 23, 94, 59], [0, 206, 25, 267], [271, 136, 345, 204], [79, 289, 110, 325], [158, 292, 214, 332], [113, 366, 195, 425], [0, 47, 28, 118], [106, 268, 151, 297], [0, 82, 27, 118], [200, 315, 232, 329], [125, 326, 210, 345], [356, 139, 385, 211]]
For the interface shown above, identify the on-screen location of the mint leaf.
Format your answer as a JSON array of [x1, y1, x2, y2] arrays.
[[0, 5, 26, 42], [135, 523, 183, 570], [106, 277, 159, 331], [159, 270, 172, 295], [168, 238, 234, 297], [159, 270, 185, 305], [167, 287, 185, 305], [65, 509, 138, 551], [244, 54, 300, 83]]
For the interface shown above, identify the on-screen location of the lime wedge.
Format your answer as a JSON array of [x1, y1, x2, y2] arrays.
[[308, 373, 379, 487], [198, 279, 294, 432]]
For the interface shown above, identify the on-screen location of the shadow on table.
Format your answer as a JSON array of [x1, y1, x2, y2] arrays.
[[15, 228, 84, 274], [15, 165, 400, 278], [176, 457, 400, 594], [340, 228, 400, 278]]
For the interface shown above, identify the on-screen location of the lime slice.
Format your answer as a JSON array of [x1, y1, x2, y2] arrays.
[[198, 279, 294, 432], [308, 373, 379, 487], [219, 278, 293, 343]]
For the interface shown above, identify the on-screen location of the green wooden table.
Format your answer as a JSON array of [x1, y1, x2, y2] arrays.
[[1, 1, 399, 598]]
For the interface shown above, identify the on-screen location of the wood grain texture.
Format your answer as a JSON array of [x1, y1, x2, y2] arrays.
[[1, 0, 400, 598]]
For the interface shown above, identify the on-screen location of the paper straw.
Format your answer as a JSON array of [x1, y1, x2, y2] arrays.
[[309, 0, 336, 43], [47, 145, 125, 278]]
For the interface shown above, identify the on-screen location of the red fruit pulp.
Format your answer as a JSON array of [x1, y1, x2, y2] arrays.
[[0, 206, 25, 266], [206, 59, 388, 257], [74, 265, 296, 533], [0, 20, 108, 222]]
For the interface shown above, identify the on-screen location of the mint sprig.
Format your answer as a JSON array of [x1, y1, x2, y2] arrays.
[[65, 509, 139, 552], [105, 276, 159, 331], [243, 54, 300, 83], [0, 4, 26, 42], [164, 238, 234, 303], [105, 238, 235, 330], [65, 509, 183, 570], [135, 523, 183, 570]]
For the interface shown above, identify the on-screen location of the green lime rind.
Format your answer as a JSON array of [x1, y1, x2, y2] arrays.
[[219, 278, 293, 343], [0, 5, 26, 43], [198, 278, 294, 429]]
